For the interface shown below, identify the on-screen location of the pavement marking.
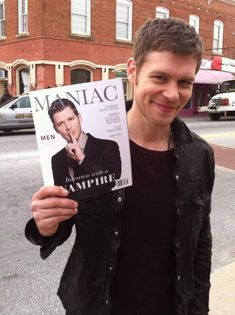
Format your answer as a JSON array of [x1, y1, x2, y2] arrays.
[[200, 131, 235, 140], [0, 150, 39, 161]]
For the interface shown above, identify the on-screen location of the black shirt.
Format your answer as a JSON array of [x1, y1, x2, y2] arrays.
[[112, 140, 176, 315]]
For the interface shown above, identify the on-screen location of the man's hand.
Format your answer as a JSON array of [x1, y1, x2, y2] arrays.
[[31, 186, 78, 237], [66, 132, 85, 161]]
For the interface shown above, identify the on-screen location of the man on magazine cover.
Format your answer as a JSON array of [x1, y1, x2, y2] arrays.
[[25, 18, 215, 315], [48, 98, 122, 198]]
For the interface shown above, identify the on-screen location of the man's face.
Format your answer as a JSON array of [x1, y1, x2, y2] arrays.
[[52, 106, 82, 143], [128, 51, 197, 127]]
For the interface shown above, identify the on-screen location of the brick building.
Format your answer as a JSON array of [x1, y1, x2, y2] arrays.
[[0, 0, 235, 113]]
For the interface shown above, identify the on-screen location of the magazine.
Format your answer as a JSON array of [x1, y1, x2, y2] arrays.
[[30, 78, 132, 200]]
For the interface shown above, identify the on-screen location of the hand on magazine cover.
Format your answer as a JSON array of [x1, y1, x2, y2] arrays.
[[66, 132, 85, 162], [31, 186, 78, 237]]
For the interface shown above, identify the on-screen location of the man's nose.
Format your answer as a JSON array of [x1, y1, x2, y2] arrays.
[[162, 82, 180, 102], [65, 122, 71, 131]]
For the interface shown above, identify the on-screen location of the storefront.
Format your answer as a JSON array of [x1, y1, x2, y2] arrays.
[[181, 57, 235, 116]]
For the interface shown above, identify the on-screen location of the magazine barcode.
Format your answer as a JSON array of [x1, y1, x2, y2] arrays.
[[116, 178, 129, 187]]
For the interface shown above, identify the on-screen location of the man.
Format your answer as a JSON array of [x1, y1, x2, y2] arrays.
[[0, 88, 13, 106], [25, 18, 215, 315], [48, 98, 122, 199]]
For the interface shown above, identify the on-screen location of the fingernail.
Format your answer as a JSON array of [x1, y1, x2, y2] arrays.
[[61, 188, 69, 195]]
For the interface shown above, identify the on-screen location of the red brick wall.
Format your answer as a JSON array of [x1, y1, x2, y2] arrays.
[[36, 64, 55, 90], [1, 0, 235, 92], [2, 0, 235, 62]]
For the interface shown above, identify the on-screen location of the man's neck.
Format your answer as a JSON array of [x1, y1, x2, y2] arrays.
[[127, 107, 172, 151]]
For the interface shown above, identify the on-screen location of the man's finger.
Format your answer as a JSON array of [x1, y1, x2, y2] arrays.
[[38, 215, 75, 227], [31, 195, 78, 211], [33, 207, 78, 220], [32, 186, 70, 202], [69, 131, 77, 144]]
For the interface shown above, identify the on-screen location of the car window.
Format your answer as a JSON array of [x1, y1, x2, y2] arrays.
[[14, 97, 30, 109]]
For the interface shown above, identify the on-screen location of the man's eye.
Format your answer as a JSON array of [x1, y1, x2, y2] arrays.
[[153, 75, 166, 82], [180, 80, 193, 87]]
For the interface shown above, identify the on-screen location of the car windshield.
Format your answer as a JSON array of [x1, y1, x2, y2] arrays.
[[1, 97, 20, 109], [220, 80, 235, 93]]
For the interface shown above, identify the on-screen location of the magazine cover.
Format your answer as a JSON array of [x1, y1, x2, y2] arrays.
[[30, 78, 132, 200]]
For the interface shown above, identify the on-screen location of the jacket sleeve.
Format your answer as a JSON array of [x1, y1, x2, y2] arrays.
[[25, 217, 74, 259], [189, 147, 215, 315]]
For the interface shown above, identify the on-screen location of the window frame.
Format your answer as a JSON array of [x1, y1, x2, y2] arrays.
[[0, 0, 5, 38], [189, 14, 200, 34], [116, 0, 132, 42], [71, 0, 91, 36], [155, 6, 169, 19], [18, 0, 28, 34], [213, 20, 224, 54]]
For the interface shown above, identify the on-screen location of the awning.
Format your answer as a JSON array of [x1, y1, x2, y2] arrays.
[[195, 69, 234, 84]]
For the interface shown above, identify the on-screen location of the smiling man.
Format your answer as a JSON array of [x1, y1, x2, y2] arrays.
[[25, 18, 215, 315]]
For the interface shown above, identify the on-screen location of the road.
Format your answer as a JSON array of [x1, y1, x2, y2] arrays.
[[0, 117, 235, 315]]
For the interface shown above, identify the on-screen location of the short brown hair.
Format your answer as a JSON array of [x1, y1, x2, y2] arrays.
[[133, 18, 203, 73], [48, 98, 79, 124]]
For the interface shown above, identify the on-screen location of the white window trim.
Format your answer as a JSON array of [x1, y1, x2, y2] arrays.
[[18, 0, 28, 34], [213, 20, 224, 54], [0, 0, 5, 38], [116, 0, 132, 41], [189, 14, 200, 34], [71, 0, 91, 36], [156, 6, 169, 19]]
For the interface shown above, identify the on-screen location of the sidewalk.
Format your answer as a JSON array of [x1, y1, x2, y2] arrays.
[[209, 261, 235, 315]]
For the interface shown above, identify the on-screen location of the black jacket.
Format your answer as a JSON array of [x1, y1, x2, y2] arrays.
[[25, 116, 215, 315]]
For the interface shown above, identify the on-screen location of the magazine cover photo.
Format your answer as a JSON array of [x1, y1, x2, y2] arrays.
[[30, 78, 132, 200]]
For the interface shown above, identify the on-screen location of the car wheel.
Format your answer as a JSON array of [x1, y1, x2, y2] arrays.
[[209, 113, 221, 121]]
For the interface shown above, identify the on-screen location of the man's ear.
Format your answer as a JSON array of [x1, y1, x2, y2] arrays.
[[127, 58, 137, 84]]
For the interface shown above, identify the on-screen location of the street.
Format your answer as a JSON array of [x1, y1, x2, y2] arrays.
[[0, 117, 235, 315]]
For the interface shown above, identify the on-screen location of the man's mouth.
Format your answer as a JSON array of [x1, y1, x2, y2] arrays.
[[153, 101, 176, 113]]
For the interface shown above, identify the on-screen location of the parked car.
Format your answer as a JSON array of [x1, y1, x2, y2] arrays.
[[0, 95, 34, 132]]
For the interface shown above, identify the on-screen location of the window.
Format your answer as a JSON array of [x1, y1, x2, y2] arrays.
[[71, 0, 91, 35], [0, 0, 5, 37], [71, 68, 91, 84], [213, 20, 224, 54], [19, 68, 29, 94], [189, 15, 199, 34], [18, 0, 28, 34], [116, 0, 132, 41], [156, 6, 169, 19], [0, 69, 7, 78], [15, 96, 30, 108]]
